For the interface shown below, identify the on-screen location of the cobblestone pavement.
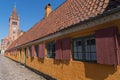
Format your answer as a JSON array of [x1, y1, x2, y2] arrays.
[[0, 54, 46, 80]]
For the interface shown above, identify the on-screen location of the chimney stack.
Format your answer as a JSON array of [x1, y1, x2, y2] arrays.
[[45, 3, 52, 17]]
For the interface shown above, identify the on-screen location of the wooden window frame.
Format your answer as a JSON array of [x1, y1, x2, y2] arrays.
[[72, 35, 96, 62]]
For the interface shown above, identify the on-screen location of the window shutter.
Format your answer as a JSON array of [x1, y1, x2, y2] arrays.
[[62, 37, 71, 60], [96, 27, 118, 65], [26, 48, 29, 57], [39, 44, 45, 58], [31, 46, 35, 57], [118, 35, 120, 65], [55, 39, 63, 60]]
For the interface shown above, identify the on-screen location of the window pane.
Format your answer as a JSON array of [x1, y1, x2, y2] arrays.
[[73, 36, 96, 61], [76, 41, 82, 46], [78, 46, 82, 52], [47, 53, 51, 58], [35, 45, 39, 57], [46, 42, 55, 58], [12, 21, 17, 25], [78, 52, 83, 60], [74, 47, 77, 53], [74, 41, 76, 46], [85, 45, 91, 52], [91, 53, 96, 61], [90, 39, 95, 45], [86, 52, 91, 60], [87, 40, 90, 45], [74, 52, 78, 59], [85, 38, 96, 61], [91, 45, 96, 52], [73, 39, 83, 60]]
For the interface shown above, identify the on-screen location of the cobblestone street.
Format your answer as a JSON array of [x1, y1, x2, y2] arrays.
[[0, 54, 46, 80]]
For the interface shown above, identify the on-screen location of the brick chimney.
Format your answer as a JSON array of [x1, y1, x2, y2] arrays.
[[45, 3, 52, 17]]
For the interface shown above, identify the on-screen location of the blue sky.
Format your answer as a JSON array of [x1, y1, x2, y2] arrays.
[[0, 0, 65, 43]]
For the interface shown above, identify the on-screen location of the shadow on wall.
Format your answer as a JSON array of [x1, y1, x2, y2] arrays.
[[54, 60, 70, 65], [37, 58, 44, 63], [84, 62, 116, 80], [30, 57, 34, 62], [53, 60, 70, 70]]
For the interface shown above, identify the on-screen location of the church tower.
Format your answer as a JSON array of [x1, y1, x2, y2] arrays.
[[9, 6, 20, 42]]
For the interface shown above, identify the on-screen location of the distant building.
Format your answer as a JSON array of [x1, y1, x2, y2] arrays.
[[1, 6, 21, 54], [1, 37, 10, 54], [0, 43, 1, 53]]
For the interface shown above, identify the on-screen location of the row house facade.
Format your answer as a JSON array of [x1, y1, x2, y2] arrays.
[[5, 0, 120, 80]]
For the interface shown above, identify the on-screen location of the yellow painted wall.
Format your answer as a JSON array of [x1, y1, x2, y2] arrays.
[[5, 50, 20, 62], [5, 19, 120, 80], [20, 49, 25, 64], [5, 53, 120, 80]]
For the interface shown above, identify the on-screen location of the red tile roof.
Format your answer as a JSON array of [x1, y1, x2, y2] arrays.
[[7, 0, 111, 51]]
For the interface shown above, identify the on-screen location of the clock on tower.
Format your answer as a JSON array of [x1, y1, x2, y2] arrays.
[[12, 26, 16, 30]]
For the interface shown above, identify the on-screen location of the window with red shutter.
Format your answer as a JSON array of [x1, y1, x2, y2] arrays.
[[72, 36, 96, 61]]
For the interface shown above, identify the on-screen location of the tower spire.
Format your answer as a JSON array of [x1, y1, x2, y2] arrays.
[[14, 2, 16, 8], [10, 5, 19, 20]]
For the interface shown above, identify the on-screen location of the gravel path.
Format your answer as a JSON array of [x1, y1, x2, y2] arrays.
[[0, 54, 46, 80]]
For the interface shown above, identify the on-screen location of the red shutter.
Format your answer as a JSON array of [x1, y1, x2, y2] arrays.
[[31, 46, 35, 57], [39, 44, 45, 58], [118, 35, 120, 65], [62, 37, 71, 60], [96, 27, 118, 65], [26, 48, 29, 57], [55, 39, 63, 60]]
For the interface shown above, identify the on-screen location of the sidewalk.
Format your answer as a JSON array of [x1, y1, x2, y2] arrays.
[[0, 54, 46, 80]]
